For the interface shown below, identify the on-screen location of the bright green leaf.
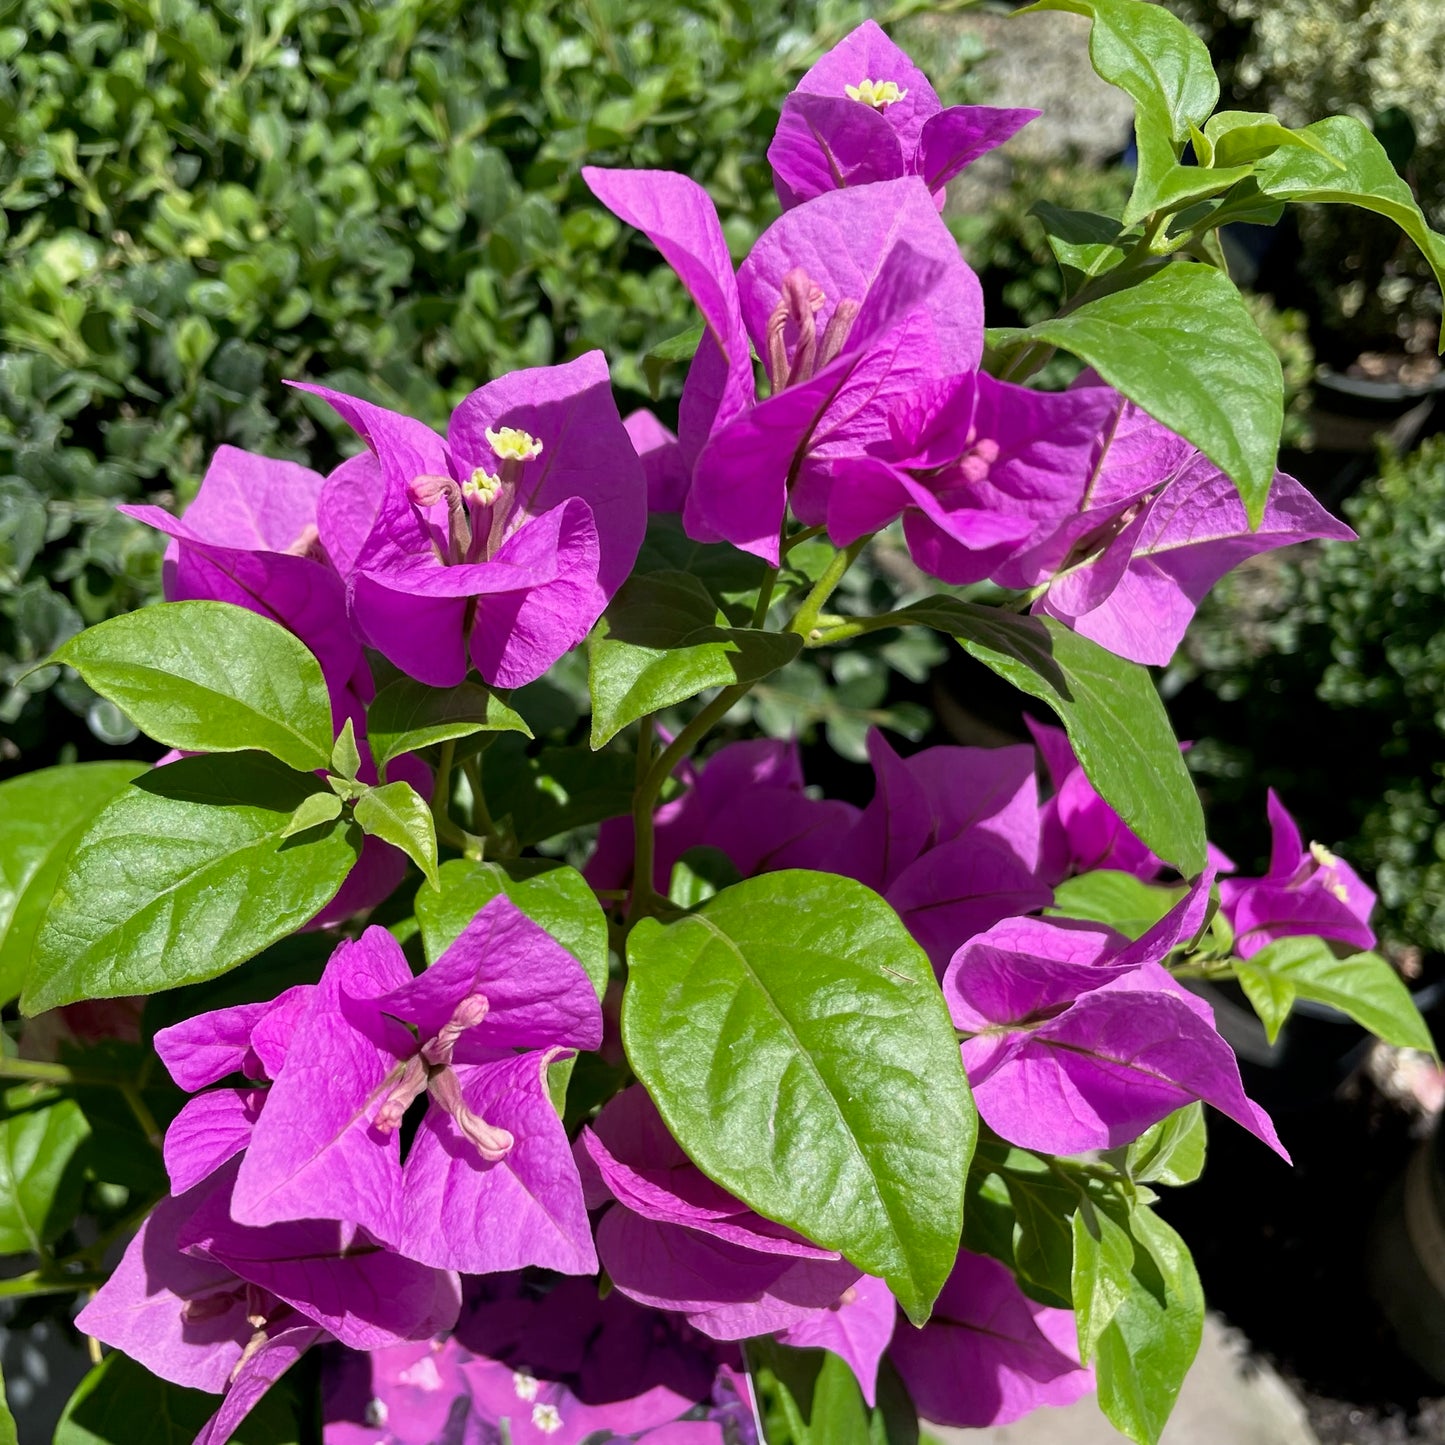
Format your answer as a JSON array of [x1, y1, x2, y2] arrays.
[[416, 857, 609, 999], [588, 570, 801, 747], [1020, 0, 1220, 223], [1030, 201, 1128, 297], [0, 1087, 90, 1256], [1255, 115, 1445, 349], [1077, 1202, 1204, 1444], [55, 1349, 300, 1445], [353, 780, 439, 890], [24, 754, 360, 1013], [53, 601, 335, 772], [1000, 264, 1283, 520], [643, 321, 704, 398], [1047, 871, 1183, 940], [1203, 111, 1338, 169], [1235, 936, 1435, 1052], [0, 763, 144, 1005], [1122, 1102, 1207, 1187], [898, 599, 1206, 876], [367, 675, 531, 780], [623, 870, 975, 1324], [330, 716, 361, 781], [280, 790, 343, 839], [1071, 1201, 1136, 1363]]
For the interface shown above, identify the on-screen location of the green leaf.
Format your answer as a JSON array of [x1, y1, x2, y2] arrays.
[[1234, 937, 1435, 1052], [0, 763, 144, 1005], [0, 1087, 90, 1255], [55, 1349, 300, 1445], [1030, 201, 1127, 297], [974, 1141, 1077, 1307], [1255, 115, 1445, 349], [1203, 111, 1337, 169], [1047, 871, 1184, 940], [24, 754, 360, 1013], [0, 1363, 16, 1445], [587, 570, 801, 747], [898, 599, 1206, 876], [480, 736, 637, 847], [668, 845, 741, 910], [330, 716, 362, 781], [643, 321, 704, 398], [53, 601, 335, 772], [367, 675, 531, 780], [353, 780, 439, 890], [280, 790, 344, 839], [1020, 0, 1222, 223], [749, 1345, 918, 1445], [623, 870, 975, 1324], [634, 514, 769, 618], [1074, 1201, 1204, 1444], [1122, 1102, 1207, 1186], [1001, 263, 1283, 521]]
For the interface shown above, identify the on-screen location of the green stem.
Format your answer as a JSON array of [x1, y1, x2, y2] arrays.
[[0, 1270, 109, 1300], [0, 1058, 115, 1089], [749, 566, 779, 629], [780, 524, 826, 555], [788, 538, 868, 640], [431, 739, 483, 858], [122, 1084, 163, 1153], [626, 683, 754, 928], [462, 755, 495, 837], [630, 717, 658, 924]]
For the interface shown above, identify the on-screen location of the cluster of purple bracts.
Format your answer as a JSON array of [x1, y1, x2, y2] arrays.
[[81, 18, 1375, 1444]]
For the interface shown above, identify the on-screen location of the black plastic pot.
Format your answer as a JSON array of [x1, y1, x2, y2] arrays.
[[1368, 1112, 1445, 1385]]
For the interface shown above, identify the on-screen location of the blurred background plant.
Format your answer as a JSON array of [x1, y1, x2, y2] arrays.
[[0, 0, 977, 763]]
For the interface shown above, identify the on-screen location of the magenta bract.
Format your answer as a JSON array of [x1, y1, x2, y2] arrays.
[[888, 1249, 1091, 1428], [767, 21, 1037, 209], [155, 899, 602, 1278], [302, 353, 645, 687], [1220, 789, 1377, 958], [945, 880, 1288, 1157]]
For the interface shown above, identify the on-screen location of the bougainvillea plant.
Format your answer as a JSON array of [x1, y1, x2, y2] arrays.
[[2, 4, 1443, 1442]]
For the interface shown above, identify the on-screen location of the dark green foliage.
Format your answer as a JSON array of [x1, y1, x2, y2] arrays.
[[1176, 436, 1445, 957], [0, 0, 945, 758]]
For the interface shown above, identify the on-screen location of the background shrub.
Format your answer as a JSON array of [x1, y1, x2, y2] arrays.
[[0, 0, 971, 761]]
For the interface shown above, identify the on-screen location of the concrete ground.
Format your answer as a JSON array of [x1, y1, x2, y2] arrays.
[[930, 1316, 1320, 1445]]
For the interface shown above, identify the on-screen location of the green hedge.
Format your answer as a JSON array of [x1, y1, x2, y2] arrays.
[[1, 0, 963, 757]]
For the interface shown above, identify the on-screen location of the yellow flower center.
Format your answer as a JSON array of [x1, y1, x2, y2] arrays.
[[1309, 840, 1340, 869], [485, 425, 543, 462], [463, 467, 503, 504], [845, 78, 907, 108]]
